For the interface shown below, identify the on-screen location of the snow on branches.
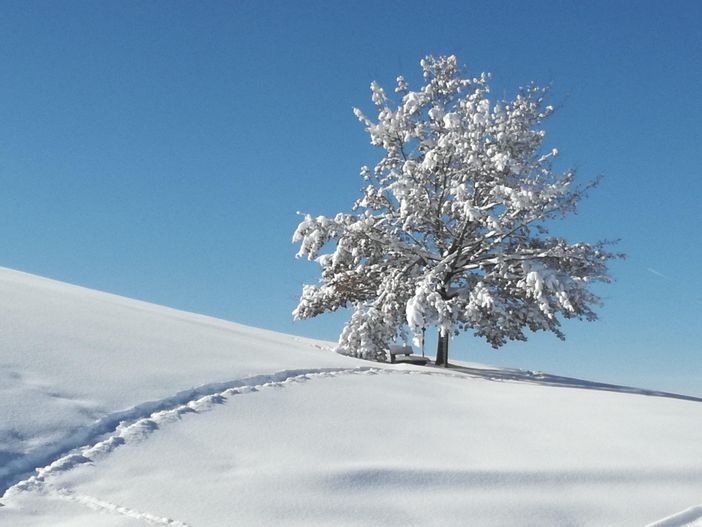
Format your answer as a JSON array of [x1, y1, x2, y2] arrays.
[[293, 55, 621, 362]]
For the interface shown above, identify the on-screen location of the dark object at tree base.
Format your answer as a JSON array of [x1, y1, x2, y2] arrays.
[[389, 345, 430, 365], [393, 356, 431, 365]]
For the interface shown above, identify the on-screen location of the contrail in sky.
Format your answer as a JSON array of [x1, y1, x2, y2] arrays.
[[647, 268, 667, 279]]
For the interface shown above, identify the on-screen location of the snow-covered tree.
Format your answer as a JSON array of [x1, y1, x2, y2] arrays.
[[293, 55, 621, 365]]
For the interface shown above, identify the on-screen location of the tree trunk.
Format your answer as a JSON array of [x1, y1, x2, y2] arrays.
[[435, 329, 449, 367]]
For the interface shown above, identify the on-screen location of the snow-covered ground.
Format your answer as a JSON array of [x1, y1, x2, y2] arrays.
[[1, 267, 701, 526]]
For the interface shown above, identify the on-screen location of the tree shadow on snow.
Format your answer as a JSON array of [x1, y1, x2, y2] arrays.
[[432, 364, 702, 403]]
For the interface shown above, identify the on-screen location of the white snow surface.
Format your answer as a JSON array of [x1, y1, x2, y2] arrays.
[[1, 267, 701, 526]]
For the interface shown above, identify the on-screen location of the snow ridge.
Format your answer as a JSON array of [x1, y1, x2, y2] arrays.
[[448, 365, 702, 403], [647, 505, 702, 527], [1, 367, 383, 499]]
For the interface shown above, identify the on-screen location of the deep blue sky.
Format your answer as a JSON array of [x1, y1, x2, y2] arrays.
[[1, 1, 700, 396]]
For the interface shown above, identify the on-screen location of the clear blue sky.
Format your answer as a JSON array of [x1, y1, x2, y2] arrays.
[[1, 1, 700, 396]]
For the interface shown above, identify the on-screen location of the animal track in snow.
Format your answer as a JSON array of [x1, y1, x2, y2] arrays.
[[2, 367, 390, 501]]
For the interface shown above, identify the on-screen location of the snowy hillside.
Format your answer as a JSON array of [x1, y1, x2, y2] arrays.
[[1, 267, 701, 526]]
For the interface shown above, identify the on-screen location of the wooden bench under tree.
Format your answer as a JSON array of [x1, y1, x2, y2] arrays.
[[388, 345, 430, 365]]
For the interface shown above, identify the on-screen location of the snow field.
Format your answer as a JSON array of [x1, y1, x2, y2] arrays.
[[2, 267, 702, 526], [5, 370, 702, 526]]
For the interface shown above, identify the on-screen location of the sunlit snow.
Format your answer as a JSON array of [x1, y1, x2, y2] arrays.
[[1, 267, 701, 526]]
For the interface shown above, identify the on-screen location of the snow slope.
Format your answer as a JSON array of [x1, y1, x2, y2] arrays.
[[1, 267, 701, 526], [0, 268, 360, 493]]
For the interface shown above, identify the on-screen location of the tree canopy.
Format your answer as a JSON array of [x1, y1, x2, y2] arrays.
[[293, 55, 621, 363]]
